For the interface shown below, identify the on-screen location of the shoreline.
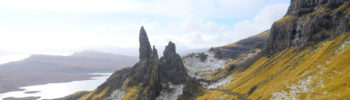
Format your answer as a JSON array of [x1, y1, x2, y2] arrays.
[[0, 73, 112, 100], [0, 72, 111, 93]]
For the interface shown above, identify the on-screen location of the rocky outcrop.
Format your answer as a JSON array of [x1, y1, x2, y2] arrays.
[[139, 26, 152, 61], [159, 42, 188, 85], [163, 42, 176, 57], [80, 26, 191, 100], [264, 0, 350, 56], [287, 0, 347, 17], [139, 46, 161, 100]]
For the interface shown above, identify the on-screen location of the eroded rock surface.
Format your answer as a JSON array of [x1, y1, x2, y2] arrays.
[[264, 0, 350, 56]]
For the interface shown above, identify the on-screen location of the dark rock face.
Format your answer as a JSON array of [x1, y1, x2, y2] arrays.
[[198, 53, 208, 62], [264, 0, 350, 56], [287, 0, 347, 17], [159, 42, 188, 85], [139, 46, 161, 100], [139, 26, 152, 61], [163, 41, 176, 57], [264, 18, 297, 56]]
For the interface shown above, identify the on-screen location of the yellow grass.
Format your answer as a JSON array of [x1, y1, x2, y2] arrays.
[[198, 33, 350, 99], [276, 15, 293, 23], [196, 89, 239, 100], [122, 86, 141, 100]]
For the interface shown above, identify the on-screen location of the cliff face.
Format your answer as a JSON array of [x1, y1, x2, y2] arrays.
[[264, 0, 350, 56]]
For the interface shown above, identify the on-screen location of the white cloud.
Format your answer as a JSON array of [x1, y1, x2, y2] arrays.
[[147, 3, 289, 49], [233, 3, 289, 37], [0, 1, 290, 64], [0, 3, 288, 50], [85, 3, 289, 49], [0, 0, 269, 18], [0, 0, 142, 13]]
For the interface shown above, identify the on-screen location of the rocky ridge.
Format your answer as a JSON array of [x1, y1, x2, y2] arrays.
[[66, 26, 199, 100]]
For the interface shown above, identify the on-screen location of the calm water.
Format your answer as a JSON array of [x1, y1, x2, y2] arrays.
[[0, 73, 111, 100]]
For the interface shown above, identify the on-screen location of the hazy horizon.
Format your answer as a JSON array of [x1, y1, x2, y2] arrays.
[[0, 0, 290, 64]]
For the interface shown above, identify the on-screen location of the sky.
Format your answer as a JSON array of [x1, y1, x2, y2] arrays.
[[0, 0, 290, 64]]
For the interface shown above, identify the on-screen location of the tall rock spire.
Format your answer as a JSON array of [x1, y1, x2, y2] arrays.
[[159, 41, 188, 84], [163, 41, 176, 57], [139, 26, 152, 61]]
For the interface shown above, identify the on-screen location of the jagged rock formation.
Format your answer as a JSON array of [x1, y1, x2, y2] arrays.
[[159, 42, 188, 84], [139, 26, 152, 61], [139, 46, 161, 100], [66, 26, 193, 100], [264, 0, 350, 56]]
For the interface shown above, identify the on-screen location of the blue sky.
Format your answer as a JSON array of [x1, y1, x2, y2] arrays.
[[0, 0, 290, 63]]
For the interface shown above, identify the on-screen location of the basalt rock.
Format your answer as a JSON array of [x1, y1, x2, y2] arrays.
[[159, 42, 188, 85], [139, 26, 152, 61], [138, 46, 161, 100], [264, 0, 350, 56], [287, 0, 347, 17]]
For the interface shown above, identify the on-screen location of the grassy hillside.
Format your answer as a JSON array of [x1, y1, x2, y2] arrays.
[[198, 33, 350, 99], [195, 1, 350, 99]]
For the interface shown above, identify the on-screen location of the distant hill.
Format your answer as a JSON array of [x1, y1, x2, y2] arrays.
[[0, 51, 137, 93], [209, 30, 269, 59]]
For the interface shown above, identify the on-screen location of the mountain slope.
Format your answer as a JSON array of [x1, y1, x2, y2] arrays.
[[213, 33, 350, 99], [197, 0, 350, 99]]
